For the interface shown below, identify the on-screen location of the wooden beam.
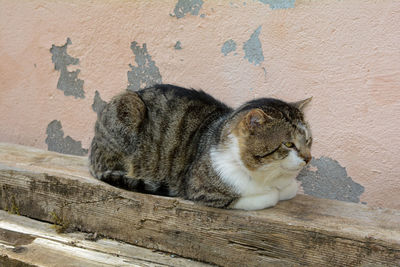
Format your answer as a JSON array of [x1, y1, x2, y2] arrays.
[[0, 210, 212, 267], [0, 143, 399, 266]]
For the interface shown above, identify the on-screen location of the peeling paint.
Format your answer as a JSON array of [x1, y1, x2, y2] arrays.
[[92, 91, 107, 117], [258, 0, 295, 10], [173, 0, 204, 19], [243, 26, 264, 66], [127, 42, 162, 91], [174, 41, 182, 50], [221, 39, 237, 56], [45, 120, 88, 156], [298, 157, 365, 203], [50, 38, 85, 98]]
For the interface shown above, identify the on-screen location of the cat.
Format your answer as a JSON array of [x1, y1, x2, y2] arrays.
[[89, 84, 312, 210]]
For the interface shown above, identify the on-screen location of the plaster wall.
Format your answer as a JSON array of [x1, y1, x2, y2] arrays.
[[1, 0, 399, 209]]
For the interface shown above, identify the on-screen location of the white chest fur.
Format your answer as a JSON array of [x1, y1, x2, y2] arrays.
[[210, 135, 303, 210]]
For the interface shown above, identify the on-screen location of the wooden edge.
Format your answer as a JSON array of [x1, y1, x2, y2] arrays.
[[0, 210, 213, 267], [0, 143, 399, 266]]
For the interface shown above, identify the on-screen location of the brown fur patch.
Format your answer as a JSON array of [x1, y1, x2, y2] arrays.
[[232, 106, 311, 171], [115, 91, 146, 130], [89, 84, 312, 208], [125, 158, 135, 178]]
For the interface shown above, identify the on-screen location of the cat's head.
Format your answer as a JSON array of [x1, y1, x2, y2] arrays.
[[231, 97, 312, 173]]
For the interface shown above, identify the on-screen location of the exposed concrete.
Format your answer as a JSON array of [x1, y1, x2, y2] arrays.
[[174, 41, 182, 50], [258, 0, 296, 10], [45, 120, 88, 156], [221, 39, 237, 56], [243, 26, 264, 66], [50, 38, 85, 99], [92, 91, 107, 117], [127, 42, 162, 91], [298, 157, 365, 203], [173, 0, 204, 19]]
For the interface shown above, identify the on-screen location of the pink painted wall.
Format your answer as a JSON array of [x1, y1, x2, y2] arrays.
[[1, 0, 399, 209]]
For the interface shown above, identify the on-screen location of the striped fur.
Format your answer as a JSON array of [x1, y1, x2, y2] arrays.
[[89, 84, 312, 209]]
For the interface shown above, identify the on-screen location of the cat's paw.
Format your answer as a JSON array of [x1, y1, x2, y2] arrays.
[[233, 190, 279, 210], [278, 180, 298, 201]]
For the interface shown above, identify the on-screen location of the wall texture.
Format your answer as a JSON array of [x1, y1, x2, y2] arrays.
[[1, 0, 399, 209]]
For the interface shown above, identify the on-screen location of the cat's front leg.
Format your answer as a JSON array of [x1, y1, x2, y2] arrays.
[[278, 179, 298, 201], [233, 189, 279, 210]]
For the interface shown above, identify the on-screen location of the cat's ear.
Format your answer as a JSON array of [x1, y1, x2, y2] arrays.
[[244, 109, 273, 129], [292, 97, 312, 111]]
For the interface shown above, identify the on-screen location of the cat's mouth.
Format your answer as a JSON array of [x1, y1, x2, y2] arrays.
[[280, 163, 306, 172], [281, 167, 302, 172]]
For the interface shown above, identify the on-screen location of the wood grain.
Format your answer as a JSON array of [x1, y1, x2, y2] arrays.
[[0, 143, 399, 266], [0, 210, 212, 267]]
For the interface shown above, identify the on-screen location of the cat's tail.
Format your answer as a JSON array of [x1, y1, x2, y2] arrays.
[[89, 167, 173, 196], [89, 168, 138, 189]]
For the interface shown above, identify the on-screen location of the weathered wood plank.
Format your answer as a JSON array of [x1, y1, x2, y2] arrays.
[[0, 143, 399, 266], [0, 210, 213, 267]]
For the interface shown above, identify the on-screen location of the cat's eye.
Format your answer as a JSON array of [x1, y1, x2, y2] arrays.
[[284, 142, 295, 148]]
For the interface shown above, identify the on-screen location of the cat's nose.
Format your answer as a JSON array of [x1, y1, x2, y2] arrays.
[[300, 151, 312, 164]]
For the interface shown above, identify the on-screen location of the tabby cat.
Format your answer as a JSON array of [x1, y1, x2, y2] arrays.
[[89, 84, 312, 210]]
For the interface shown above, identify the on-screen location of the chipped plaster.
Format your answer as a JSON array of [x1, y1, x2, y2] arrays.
[[298, 157, 365, 203], [127, 42, 162, 91], [243, 26, 264, 66], [45, 120, 88, 156], [173, 0, 204, 18], [1, 0, 400, 209], [50, 38, 85, 99], [174, 41, 182, 50], [258, 0, 296, 10], [92, 91, 107, 117], [221, 40, 237, 56]]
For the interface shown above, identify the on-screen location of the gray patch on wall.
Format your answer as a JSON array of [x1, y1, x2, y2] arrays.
[[46, 120, 88, 156], [298, 157, 365, 203], [92, 91, 107, 117], [127, 42, 162, 91], [221, 39, 237, 56], [173, 0, 204, 19], [50, 38, 85, 98], [174, 41, 182, 50], [243, 26, 264, 66], [258, 0, 295, 9]]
